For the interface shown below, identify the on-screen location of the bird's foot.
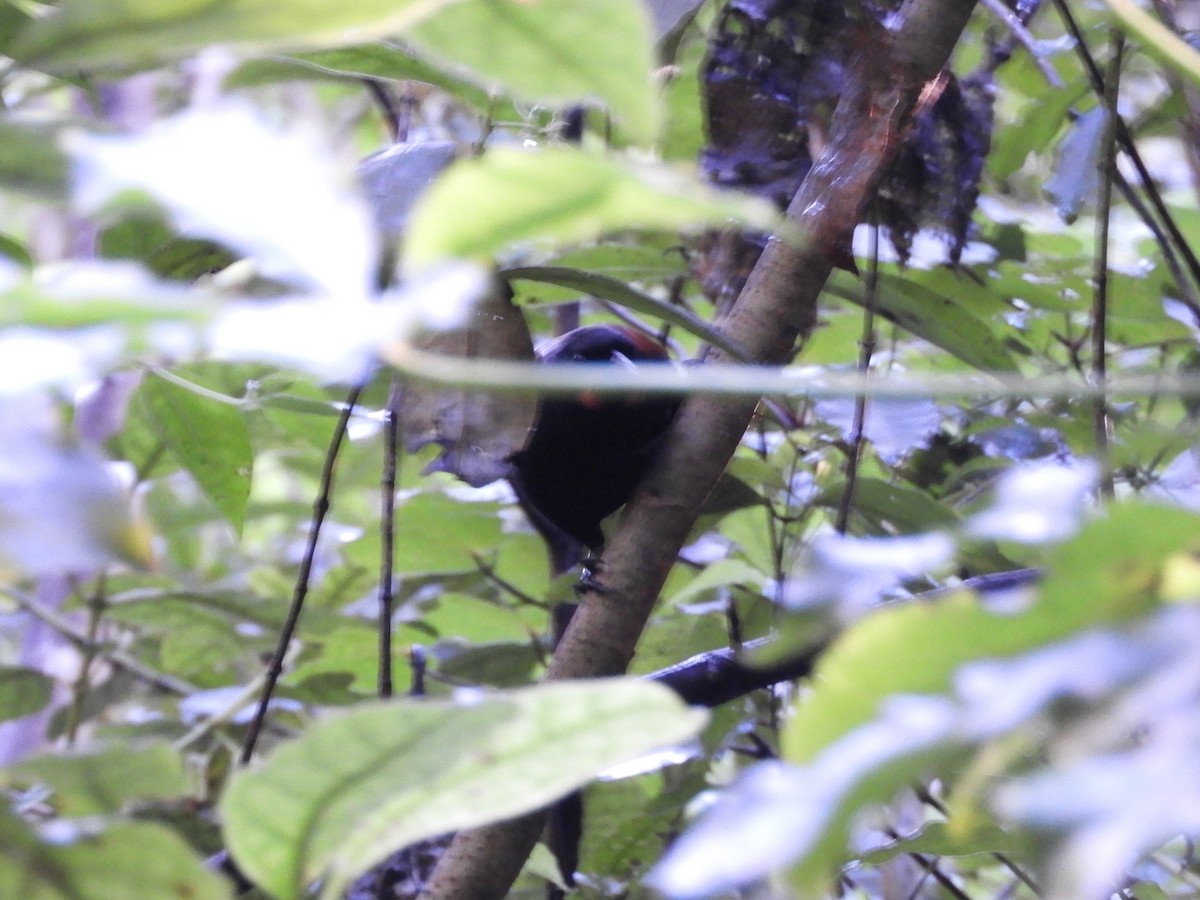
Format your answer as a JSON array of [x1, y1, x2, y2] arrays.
[[574, 557, 614, 596]]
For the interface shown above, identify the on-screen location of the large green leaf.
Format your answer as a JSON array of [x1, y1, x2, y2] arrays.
[[10, 0, 447, 73], [504, 265, 750, 359], [404, 147, 778, 272], [0, 815, 228, 900], [783, 502, 1199, 763], [826, 271, 1021, 372], [4, 744, 187, 817], [221, 680, 708, 899], [814, 478, 960, 534], [408, 0, 660, 145], [137, 370, 253, 535]]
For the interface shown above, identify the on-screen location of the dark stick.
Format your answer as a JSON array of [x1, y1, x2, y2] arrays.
[[379, 380, 402, 698], [239, 383, 363, 764], [836, 219, 880, 534], [1092, 33, 1123, 500]]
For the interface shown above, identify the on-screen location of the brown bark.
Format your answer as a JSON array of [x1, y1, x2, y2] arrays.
[[419, 2, 980, 897]]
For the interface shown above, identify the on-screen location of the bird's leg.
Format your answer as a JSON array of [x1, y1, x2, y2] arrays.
[[574, 555, 615, 597]]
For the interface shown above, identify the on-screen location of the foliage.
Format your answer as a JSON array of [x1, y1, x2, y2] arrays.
[[2, 1, 1200, 899]]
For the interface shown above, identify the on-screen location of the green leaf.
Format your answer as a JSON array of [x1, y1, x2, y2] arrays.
[[1105, 0, 1200, 91], [391, 492, 504, 575], [814, 478, 960, 534], [0, 667, 53, 723], [0, 816, 228, 900], [137, 371, 253, 535], [860, 820, 1026, 861], [4, 744, 187, 817], [0, 121, 68, 198], [408, 0, 660, 145], [10, 0, 447, 73], [423, 592, 541, 643], [284, 622, 414, 695], [505, 265, 750, 359], [988, 78, 1089, 180], [826, 271, 1021, 372], [229, 42, 494, 104], [221, 680, 708, 900], [404, 147, 778, 272], [783, 502, 1197, 763], [0, 272, 200, 330]]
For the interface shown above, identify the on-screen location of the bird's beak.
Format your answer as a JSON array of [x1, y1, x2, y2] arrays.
[[610, 351, 639, 371]]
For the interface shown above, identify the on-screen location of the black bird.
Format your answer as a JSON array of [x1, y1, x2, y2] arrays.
[[508, 324, 680, 572]]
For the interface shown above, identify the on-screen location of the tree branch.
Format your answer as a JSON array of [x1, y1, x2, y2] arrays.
[[420, 2, 980, 896]]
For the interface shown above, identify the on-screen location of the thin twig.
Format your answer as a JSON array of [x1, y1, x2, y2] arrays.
[[915, 786, 1042, 895], [239, 382, 364, 764], [1113, 170, 1200, 324], [364, 78, 403, 143], [472, 553, 551, 610], [836, 222, 880, 534], [8, 587, 196, 696], [64, 573, 107, 748], [409, 646, 427, 697], [1093, 32, 1124, 500], [980, 0, 1063, 87], [905, 851, 974, 900], [884, 825, 974, 900], [1053, 0, 1200, 307], [172, 667, 274, 753], [378, 380, 402, 698]]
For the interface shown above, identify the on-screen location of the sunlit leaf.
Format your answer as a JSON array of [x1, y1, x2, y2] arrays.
[[221, 680, 707, 900], [1105, 0, 1200, 90], [986, 607, 1200, 899], [813, 397, 942, 463], [783, 502, 1197, 764], [1, 261, 195, 332], [226, 43, 500, 114], [11, 0, 445, 73], [404, 147, 779, 272]]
